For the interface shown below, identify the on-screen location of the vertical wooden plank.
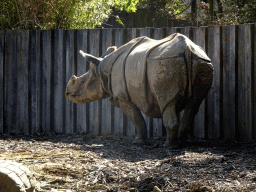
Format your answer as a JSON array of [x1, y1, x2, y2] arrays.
[[30, 30, 41, 134], [184, 26, 193, 40], [65, 30, 75, 134], [17, 30, 29, 134], [76, 29, 89, 133], [139, 28, 153, 38], [89, 29, 102, 135], [238, 24, 252, 141], [42, 30, 52, 133], [53, 30, 64, 133], [101, 28, 114, 135], [113, 28, 125, 136], [5, 30, 17, 133], [166, 27, 177, 36], [153, 28, 164, 137], [207, 26, 221, 139], [222, 25, 236, 140], [0, 31, 4, 133], [125, 28, 137, 137], [175, 27, 186, 36], [193, 27, 206, 139], [254, 24, 256, 140]]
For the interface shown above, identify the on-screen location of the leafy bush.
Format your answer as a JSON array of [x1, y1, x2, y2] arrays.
[[0, 0, 139, 29]]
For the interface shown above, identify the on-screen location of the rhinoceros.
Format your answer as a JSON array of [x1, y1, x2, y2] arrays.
[[65, 33, 213, 147]]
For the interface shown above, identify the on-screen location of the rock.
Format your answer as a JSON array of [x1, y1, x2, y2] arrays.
[[0, 160, 36, 192]]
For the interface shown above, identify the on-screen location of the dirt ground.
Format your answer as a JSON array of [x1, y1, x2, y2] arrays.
[[0, 133, 256, 192]]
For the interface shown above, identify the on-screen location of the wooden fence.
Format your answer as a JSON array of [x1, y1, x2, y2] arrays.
[[0, 25, 255, 141]]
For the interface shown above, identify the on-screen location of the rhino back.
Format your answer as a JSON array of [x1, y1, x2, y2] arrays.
[[126, 35, 189, 116], [124, 34, 178, 116], [109, 33, 211, 117]]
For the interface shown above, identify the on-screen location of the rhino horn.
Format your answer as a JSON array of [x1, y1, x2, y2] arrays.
[[79, 50, 102, 65]]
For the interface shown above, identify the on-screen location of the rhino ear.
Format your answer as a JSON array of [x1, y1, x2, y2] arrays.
[[79, 50, 102, 66], [101, 46, 117, 58]]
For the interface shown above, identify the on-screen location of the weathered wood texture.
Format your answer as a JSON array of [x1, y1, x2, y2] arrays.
[[207, 26, 221, 140], [41, 30, 52, 133], [237, 24, 253, 141], [76, 30, 89, 134], [17, 30, 29, 134], [0, 25, 255, 142], [0, 31, 4, 134], [53, 30, 64, 134], [30, 30, 41, 134], [222, 25, 236, 140], [65, 30, 76, 134]]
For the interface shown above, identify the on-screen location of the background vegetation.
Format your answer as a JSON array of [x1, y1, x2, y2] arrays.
[[135, 0, 256, 26], [1, 0, 256, 29], [0, 0, 139, 29]]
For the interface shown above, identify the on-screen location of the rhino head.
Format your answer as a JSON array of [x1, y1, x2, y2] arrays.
[[65, 47, 117, 104]]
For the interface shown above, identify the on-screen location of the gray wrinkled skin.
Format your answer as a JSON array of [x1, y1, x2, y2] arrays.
[[66, 33, 214, 147]]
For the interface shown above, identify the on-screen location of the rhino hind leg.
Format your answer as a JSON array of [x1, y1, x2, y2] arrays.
[[162, 102, 179, 148], [178, 98, 199, 146], [179, 61, 214, 146], [118, 98, 148, 144]]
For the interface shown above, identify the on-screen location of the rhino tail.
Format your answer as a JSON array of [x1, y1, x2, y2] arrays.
[[184, 44, 213, 103]]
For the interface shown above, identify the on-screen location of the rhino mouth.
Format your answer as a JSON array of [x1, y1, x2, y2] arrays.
[[66, 93, 81, 103], [66, 93, 93, 104]]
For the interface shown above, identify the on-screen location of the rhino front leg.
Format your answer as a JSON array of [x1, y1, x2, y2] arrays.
[[118, 98, 148, 144], [162, 102, 179, 148]]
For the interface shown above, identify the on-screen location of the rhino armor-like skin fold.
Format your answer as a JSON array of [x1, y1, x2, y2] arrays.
[[66, 33, 214, 147]]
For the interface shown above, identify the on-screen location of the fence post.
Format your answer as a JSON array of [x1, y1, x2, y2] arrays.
[[222, 25, 237, 140], [207, 26, 221, 140], [53, 30, 65, 133], [254, 24, 256, 140], [30, 30, 41, 135], [76, 29, 89, 134], [5, 30, 17, 134], [0, 31, 4, 134], [65, 30, 76, 134], [17, 30, 29, 134], [237, 24, 253, 141], [41, 30, 52, 133]]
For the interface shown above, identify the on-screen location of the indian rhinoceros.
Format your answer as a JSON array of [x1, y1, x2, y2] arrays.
[[65, 33, 213, 147]]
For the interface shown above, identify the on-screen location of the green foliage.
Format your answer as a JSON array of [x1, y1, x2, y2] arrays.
[[136, 0, 256, 26], [222, 0, 256, 24], [137, 0, 189, 19], [196, 0, 256, 25], [0, 0, 139, 29]]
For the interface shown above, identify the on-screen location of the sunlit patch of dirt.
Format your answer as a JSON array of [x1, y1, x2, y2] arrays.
[[1, 133, 256, 191]]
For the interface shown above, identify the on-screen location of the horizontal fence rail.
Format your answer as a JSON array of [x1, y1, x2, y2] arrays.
[[0, 25, 255, 141]]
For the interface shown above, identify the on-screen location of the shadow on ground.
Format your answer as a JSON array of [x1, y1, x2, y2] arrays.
[[1, 133, 256, 191]]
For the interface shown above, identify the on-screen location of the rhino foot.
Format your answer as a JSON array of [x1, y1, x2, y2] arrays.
[[132, 137, 148, 145], [163, 140, 179, 149]]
